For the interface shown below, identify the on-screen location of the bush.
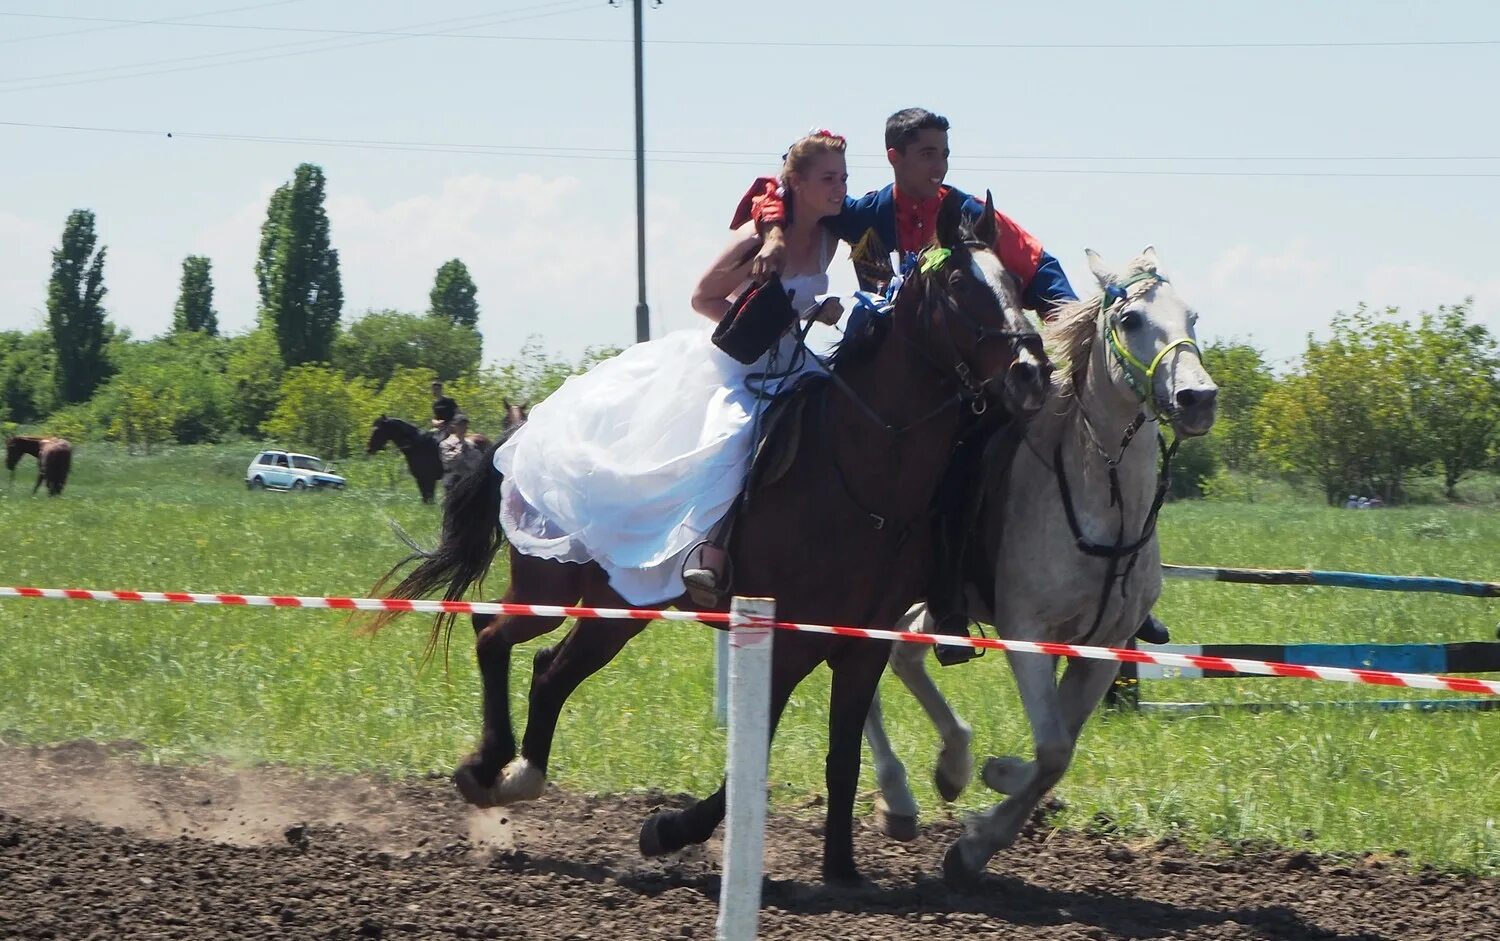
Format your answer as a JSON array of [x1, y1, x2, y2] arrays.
[[333, 310, 481, 385], [225, 328, 284, 437], [260, 365, 374, 458], [98, 332, 234, 444]]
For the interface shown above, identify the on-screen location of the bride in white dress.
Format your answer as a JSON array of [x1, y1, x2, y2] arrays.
[[494, 130, 850, 606]]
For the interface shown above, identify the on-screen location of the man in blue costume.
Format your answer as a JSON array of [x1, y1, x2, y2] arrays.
[[737, 108, 1171, 663]]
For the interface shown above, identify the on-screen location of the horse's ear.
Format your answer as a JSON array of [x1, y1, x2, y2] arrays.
[[935, 189, 965, 248], [1140, 244, 1160, 268], [502, 397, 511, 410], [971, 190, 997, 248], [1085, 249, 1116, 289], [377, 413, 386, 421], [521, 401, 531, 414]]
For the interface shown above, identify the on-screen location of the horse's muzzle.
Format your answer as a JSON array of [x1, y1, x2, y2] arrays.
[[1167, 386, 1218, 438], [1002, 356, 1050, 418]]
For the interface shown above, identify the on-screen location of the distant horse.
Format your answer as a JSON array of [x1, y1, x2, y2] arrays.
[[368, 192, 1051, 883], [860, 247, 1219, 884], [369, 415, 497, 503], [500, 399, 529, 436], [366, 417, 443, 504], [6, 435, 73, 496]]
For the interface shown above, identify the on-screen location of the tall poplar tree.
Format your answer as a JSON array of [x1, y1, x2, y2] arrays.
[[256, 163, 343, 365]]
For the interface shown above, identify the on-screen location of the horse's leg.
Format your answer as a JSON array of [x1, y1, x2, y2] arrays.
[[453, 551, 580, 808], [33, 470, 43, 495], [493, 606, 647, 804], [639, 636, 820, 860], [887, 607, 974, 803], [863, 690, 919, 841], [822, 639, 892, 884], [944, 652, 1117, 884]]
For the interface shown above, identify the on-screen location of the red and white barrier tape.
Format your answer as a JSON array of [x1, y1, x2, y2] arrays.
[[2, 585, 1497, 697]]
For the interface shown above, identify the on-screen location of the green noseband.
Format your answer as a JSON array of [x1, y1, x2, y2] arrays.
[[1101, 270, 1200, 408]]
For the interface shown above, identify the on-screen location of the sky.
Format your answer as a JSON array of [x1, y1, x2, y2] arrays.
[[1, 0, 1498, 370]]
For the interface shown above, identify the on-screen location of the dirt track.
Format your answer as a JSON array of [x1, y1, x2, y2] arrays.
[[0, 742, 1495, 940]]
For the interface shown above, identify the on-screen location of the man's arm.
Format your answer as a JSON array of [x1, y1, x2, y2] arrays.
[[730, 178, 883, 276], [971, 199, 1078, 317]]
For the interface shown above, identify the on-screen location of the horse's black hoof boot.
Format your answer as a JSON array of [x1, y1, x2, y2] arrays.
[[1135, 614, 1170, 646], [931, 612, 980, 667]]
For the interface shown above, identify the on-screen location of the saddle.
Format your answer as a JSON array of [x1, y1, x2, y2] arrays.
[[746, 373, 827, 497], [683, 374, 827, 606]]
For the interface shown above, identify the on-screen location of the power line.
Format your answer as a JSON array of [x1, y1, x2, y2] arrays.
[[5, 119, 1499, 178], [0, 1, 596, 93], [0, 0, 308, 47], [1, 11, 1497, 49]]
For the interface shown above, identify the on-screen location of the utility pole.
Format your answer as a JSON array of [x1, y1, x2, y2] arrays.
[[619, 0, 657, 343]]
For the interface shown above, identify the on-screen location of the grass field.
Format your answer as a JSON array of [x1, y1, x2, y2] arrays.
[[1, 443, 1497, 873]]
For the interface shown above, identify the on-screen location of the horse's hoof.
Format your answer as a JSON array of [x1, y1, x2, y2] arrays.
[[981, 755, 1030, 795], [873, 801, 919, 843], [942, 841, 983, 890], [934, 756, 972, 803], [638, 813, 670, 857], [452, 765, 501, 808], [494, 758, 546, 804], [821, 865, 866, 888]]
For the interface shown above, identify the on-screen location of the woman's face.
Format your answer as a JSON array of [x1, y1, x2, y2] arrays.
[[789, 151, 848, 220]]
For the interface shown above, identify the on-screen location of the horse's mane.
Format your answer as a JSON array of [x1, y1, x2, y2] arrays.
[[824, 303, 893, 373], [1045, 251, 1161, 398]]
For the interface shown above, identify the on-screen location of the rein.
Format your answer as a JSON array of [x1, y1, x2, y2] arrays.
[[1049, 272, 1194, 641], [805, 242, 1036, 532]]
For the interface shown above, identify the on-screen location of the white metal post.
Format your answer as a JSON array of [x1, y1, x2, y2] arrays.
[[713, 626, 730, 727], [716, 596, 773, 941]]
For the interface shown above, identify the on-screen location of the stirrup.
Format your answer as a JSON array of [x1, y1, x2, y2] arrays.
[[682, 542, 730, 608]]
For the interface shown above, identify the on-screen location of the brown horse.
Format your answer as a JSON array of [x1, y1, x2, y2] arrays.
[[6, 436, 72, 496], [370, 192, 1050, 883]]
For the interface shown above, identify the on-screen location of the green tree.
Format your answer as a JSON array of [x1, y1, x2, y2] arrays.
[[1405, 301, 1500, 498], [256, 163, 343, 366], [225, 327, 285, 436], [261, 365, 373, 458], [0, 331, 57, 423], [99, 332, 233, 443], [46, 209, 113, 403], [430, 258, 479, 328], [105, 382, 182, 454], [371, 366, 440, 424], [1198, 340, 1275, 500], [172, 255, 219, 336], [1256, 306, 1427, 503], [332, 309, 482, 385], [491, 339, 619, 406]]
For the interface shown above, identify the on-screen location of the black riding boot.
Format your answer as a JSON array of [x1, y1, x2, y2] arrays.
[[928, 435, 986, 667], [1135, 611, 1170, 645]]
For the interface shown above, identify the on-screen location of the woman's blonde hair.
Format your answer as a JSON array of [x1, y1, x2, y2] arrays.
[[780, 130, 847, 187]]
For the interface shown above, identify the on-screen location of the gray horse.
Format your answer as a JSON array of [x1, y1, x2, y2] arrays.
[[862, 246, 1219, 883]]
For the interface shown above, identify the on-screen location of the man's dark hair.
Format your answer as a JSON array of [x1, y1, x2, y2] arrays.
[[885, 108, 950, 152]]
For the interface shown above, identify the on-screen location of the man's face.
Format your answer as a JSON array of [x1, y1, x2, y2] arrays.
[[432, 384, 443, 396], [888, 129, 949, 200]]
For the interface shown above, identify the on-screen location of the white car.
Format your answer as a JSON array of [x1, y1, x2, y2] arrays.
[[245, 449, 347, 491]]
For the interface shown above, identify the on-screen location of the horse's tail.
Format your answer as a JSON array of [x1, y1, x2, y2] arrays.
[[363, 439, 506, 660], [48, 447, 71, 494]]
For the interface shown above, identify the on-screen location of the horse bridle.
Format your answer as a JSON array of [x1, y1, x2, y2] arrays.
[[918, 241, 1046, 415], [1101, 269, 1200, 418], [810, 240, 1044, 532]]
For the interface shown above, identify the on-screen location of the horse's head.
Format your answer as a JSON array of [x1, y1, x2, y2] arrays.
[[501, 399, 530, 435], [900, 190, 1051, 418], [4, 437, 19, 475], [366, 415, 392, 455], [1084, 247, 1218, 437]]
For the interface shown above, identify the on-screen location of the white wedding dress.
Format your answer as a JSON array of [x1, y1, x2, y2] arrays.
[[495, 266, 832, 605]]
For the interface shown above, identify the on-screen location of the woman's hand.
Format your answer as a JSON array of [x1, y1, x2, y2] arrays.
[[751, 226, 787, 279], [813, 297, 844, 326]]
